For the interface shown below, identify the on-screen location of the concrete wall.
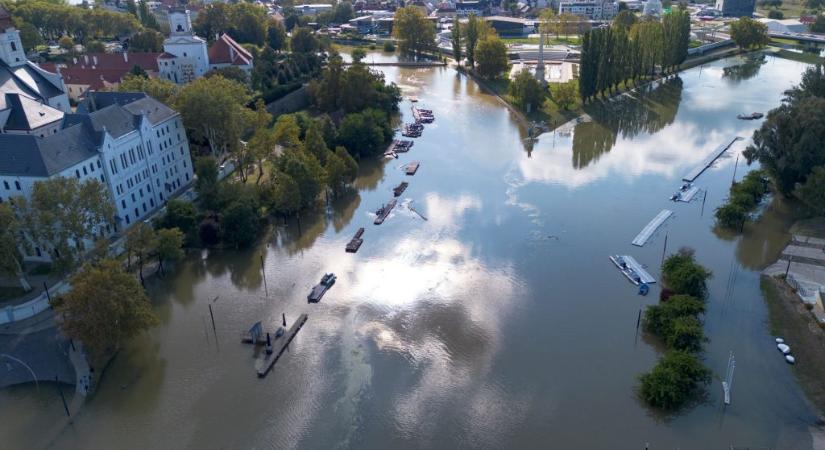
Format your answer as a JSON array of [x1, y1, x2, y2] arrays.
[[265, 85, 310, 117]]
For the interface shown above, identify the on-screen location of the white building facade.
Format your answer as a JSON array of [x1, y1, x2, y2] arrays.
[[557, 0, 619, 19], [158, 9, 210, 84]]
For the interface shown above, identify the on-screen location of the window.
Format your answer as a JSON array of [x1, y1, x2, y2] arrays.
[[35, 247, 41, 257], [82, 167, 87, 176], [143, 203, 147, 213], [134, 208, 139, 218], [97, 160, 102, 169], [139, 188, 143, 198], [125, 215, 130, 225], [89, 163, 94, 172], [185, 173, 190, 181], [10, 41, 16, 51], [131, 193, 136, 202], [150, 199, 155, 207], [121, 200, 126, 208], [75, 170, 80, 178], [3, 181, 8, 190], [100, 174, 104, 183], [15, 181, 21, 191]]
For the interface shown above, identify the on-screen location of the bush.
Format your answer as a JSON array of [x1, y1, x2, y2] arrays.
[[157, 199, 198, 245], [639, 350, 711, 410], [768, 9, 784, 19], [383, 41, 396, 52], [715, 170, 769, 230], [662, 248, 712, 299], [220, 200, 261, 248]]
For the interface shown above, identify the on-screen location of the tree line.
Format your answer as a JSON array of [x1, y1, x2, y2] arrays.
[[579, 9, 690, 102]]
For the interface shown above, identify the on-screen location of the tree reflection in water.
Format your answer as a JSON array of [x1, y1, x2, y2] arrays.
[[571, 77, 685, 169], [722, 53, 767, 83]]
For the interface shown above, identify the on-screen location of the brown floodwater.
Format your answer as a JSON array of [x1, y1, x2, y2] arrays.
[[1, 53, 818, 449]]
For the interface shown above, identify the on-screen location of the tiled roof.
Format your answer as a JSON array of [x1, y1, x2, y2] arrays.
[[208, 34, 253, 67], [1, 93, 64, 131]]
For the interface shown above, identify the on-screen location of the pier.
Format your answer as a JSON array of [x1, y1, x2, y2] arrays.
[[677, 186, 700, 202], [682, 137, 740, 182], [632, 209, 673, 247], [374, 199, 397, 225], [255, 314, 308, 378], [610, 255, 656, 285], [406, 162, 420, 175]]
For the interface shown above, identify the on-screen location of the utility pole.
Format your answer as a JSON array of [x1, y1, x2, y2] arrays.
[[661, 233, 668, 267], [260, 254, 268, 297], [731, 154, 739, 187]]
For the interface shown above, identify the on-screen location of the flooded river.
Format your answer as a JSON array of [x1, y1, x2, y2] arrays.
[[1, 53, 818, 449]]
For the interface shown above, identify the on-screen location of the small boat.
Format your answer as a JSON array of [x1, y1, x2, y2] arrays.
[[609, 255, 643, 286], [777, 343, 791, 355], [785, 355, 796, 364], [737, 112, 764, 120], [638, 283, 650, 296], [405, 162, 420, 175], [345, 227, 365, 253], [308, 273, 336, 303]]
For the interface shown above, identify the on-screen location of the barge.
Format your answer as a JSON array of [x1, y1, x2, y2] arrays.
[[345, 227, 365, 253], [374, 199, 397, 225], [307, 273, 336, 303], [609, 255, 656, 286], [393, 181, 408, 197], [405, 162, 420, 175], [254, 314, 308, 377]]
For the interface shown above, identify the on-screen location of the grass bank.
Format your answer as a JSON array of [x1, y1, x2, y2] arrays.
[[761, 275, 825, 415], [770, 48, 825, 65]]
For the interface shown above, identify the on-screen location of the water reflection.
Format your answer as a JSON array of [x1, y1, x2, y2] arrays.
[[572, 77, 684, 169], [722, 54, 768, 83]]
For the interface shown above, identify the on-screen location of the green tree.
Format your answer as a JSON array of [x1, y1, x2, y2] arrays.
[[337, 110, 388, 158], [204, 66, 250, 85], [157, 199, 198, 245], [228, 2, 267, 46], [643, 294, 706, 337], [303, 122, 330, 165], [129, 29, 163, 52], [174, 75, 253, 156], [14, 178, 114, 272], [795, 166, 825, 215], [193, 3, 231, 42], [267, 18, 287, 51], [714, 202, 748, 230], [474, 35, 508, 79], [137, 0, 160, 30], [0, 203, 31, 291], [639, 350, 711, 410], [290, 27, 319, 53], [118, 74, 178, 105], [273, 114, 302, 151], [463, 14, 492, 69], [129, 64, 148, 78], [155, 228, 184, 275], [221, 200, 260, 248], [351, 47, 367, 63], [125, 0, 138, 18], [266, 171, 301, 216], [246, 99, 275, 183], [451, 17, 462, 65], [125, 222, 156, 285], [662, 248, 712, 299], [810, 15, 825, 33], [195, 156, 220, 210], [85, 40, 105, 52], [768, 9, 784, 19], [52, 260, 159, 363], [613, 10, 638, 30], [666, 315, 706, 352], [551, 80, 578, 110], [276, 150, 324, 208], [392, 6, 435, 56], [509, 69, 546, 112], [58, 35, 74, 50], [730, 17, 769, 50]]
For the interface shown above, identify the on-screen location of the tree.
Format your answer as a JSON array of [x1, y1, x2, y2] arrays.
[[193, 3, 231, 42], [290, 27, 319, 53], [509, 69, 546, 112], [451, 17, 462, 65], [204, 66, 250, 85], [228, 2, 267, 46], [221, 200, 260, 248], [52, 260, 159, 363], [303, 122, 330, 165], [125, 222, 156, 285], [129, 29, 163, 52], [126, 0, 138, 18], [768, 9, 784, 19], [129, 64, 148, 78], [337, 110, 389, 158], [730, 17, 769, 50], [85, 40, 105, 53], [137, 0, 160, 30], [643, 294, 706, 337], [474, 35, 508, 79], [392, 6, 435, 56], [273, 114, 302, 151], [666, 315, 706, 352], [745, 96, 825, 195], [58, 35, 74, 50], [118, 74, 177, 105], [155, 228, 184, 275], [267, 18, 287, 51], [267, 171, 301, 216], [795, 166, 825, 215], [463, 14, 491, 69], [552, 80, 578, 110], [334, 2, 354, 23], [714, 202, 748, 229], [639, 350, 711, 410], [246, 99, 275, 183], [15, 178, 114, 272], [662, 248, 712, 299], [0, 203, 31, 291], [613, 10, 638, 30], [157, 199, 198, 245], [195, 156, 220, 210], [351, 47, 367, 63], [174, 75, 253, 156], [276, 150, 324, 208]]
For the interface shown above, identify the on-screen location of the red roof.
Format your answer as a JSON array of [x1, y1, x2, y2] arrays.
[[63, 52, 161, 72], [59, 67, 126, 90], [208, 34, 253, 67]]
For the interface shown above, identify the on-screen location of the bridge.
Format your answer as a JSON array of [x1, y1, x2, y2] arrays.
[[770, 31, 825, 44]]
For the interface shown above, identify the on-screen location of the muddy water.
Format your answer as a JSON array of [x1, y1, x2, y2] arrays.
[[0, 53, 817, 449]]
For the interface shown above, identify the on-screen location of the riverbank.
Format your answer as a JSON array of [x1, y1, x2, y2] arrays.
[[761, 275, 825, 416]]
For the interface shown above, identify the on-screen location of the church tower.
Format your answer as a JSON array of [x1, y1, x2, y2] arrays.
[[0, 6, 27, 67]]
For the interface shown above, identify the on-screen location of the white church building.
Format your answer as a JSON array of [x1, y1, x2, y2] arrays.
[[0, 6, 195, 261], [158, 9, 253, 85]]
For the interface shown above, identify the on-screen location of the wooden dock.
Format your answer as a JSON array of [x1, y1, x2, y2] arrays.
[[632, 209, 673, 247], [682, 137, 740, 182], [255, 313, 308, 378]]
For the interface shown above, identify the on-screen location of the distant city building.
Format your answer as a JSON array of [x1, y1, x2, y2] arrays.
[[557, 0, 618, 20], [485, 16, 532, 37], [294, 4, 334, 15], [758, 18, 806, 34], [714, 0, 755, 17], [642, 0, 663, 16]]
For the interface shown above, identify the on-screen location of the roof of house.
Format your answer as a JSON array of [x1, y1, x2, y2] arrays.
[[208, 34, 253, 67], [0, 60, 65, 104], [78, 91, 177, 126], [0, 122, 99, 177], [1, 93, 64, 131], [67, 52, 161, 72]]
